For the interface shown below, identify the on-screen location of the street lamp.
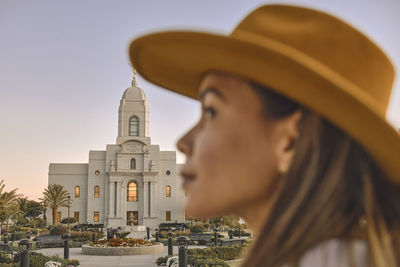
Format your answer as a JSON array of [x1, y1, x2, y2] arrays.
[[67, 196, 71, 231], [213, 228, 219, 247], [177, 236, 189, 267], [19, 238, 33, 267]]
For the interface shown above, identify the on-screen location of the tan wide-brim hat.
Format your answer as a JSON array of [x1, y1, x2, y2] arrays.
[[129, 4, 400, 184]]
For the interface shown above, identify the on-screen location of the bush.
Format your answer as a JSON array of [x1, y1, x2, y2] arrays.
[[188, 256, 229, 267], [187, 245, 244, 261], [12, 251, 79, 267], [174, 231, 189, 237], [69, 231, 103, 241], [49, 225, 68, 236], [61, 217, 77, 224], [189, 224, 206, 233], [12, 231, 27, 241], [155, 255, 172, 265], [115, 231, 130, 239], [158, 222, 188, 231], [0, 252, 15, 264], [158, 230, 169, 238], [78, 223, 104, 229]]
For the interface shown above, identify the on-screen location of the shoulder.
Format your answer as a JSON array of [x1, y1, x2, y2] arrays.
[[298, 239, 368, 267]]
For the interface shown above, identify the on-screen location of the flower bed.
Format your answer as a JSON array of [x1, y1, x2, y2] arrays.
[[82, 238, 163, 255], [91, 238, 155, 247]]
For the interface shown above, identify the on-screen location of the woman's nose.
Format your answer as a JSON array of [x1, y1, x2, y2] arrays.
[[177, 124, 198, 157]]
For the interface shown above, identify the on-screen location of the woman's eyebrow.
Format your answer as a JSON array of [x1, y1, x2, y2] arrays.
[[199, 87, 226, 102]]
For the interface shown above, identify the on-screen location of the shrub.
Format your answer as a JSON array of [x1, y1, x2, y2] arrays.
[[158, 230, 169, 238], [78, 223, 104, 229], [61, 217, 77, 224], [115, 231, 130, 239], [189, 224, 206, 233], [69, 230, 103, 241], [188, 256, 229, 267], [173, 231, 189, 237], [49, 225, 68, 236], [12, 251, 79, 267], [159, 222, 188, 231], [187, 245, 244, 261], [0, 252, 15, 264], [156, 255, 172, 265], [12, 231, 27, 241]]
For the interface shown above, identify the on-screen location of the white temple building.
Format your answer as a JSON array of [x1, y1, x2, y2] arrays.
[[46, 75, 187, 230]]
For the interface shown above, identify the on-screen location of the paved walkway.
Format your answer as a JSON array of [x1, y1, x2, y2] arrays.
[[39, 246, 204, 267]]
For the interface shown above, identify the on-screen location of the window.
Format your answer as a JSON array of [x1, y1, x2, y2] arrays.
[[94, 211, 99, 222], [74, 212, 79, 222], [166, 170, 171, 176], [129, 116, 139, 136], [127, 181, 138, 202], [74, 186, 80, 198], [130, 158, 136, 170], [166, 185, 171, 198], [166, 211, 171, 221], [94, 186, 100, 198], [95, 170, 100, 176], [56, 212, 61, 224]]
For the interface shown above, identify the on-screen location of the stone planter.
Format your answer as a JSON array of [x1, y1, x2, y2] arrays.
[[81, 243, 164, 255]]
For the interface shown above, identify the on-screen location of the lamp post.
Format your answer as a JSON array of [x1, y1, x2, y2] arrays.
[[63, 233, 71, 259], [146, 227, 150, 240], [67, 196, 71, 231], [155, 228, 159, 242], [177, 236, 189, 267], [167, 232, 173, 256], [213, 228, 219, 247], [19, 239, 33, 267]]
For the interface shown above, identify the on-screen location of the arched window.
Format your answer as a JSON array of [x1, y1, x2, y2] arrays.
[[166, 185, 171, 198], [74, 186, 80, 198], [130, 158, 136, 170], [129, 116, 139, 136], [127, 181, 138, 202], [94, 186, 100, 198]]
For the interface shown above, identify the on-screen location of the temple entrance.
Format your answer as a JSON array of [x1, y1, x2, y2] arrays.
[[127, 211, 138, 226]]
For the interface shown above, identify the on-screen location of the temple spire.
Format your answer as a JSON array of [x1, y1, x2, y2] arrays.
[[132, 69, 138, 87]]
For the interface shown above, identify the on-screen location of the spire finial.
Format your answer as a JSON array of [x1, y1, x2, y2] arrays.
[[132, 68, 138, 87]]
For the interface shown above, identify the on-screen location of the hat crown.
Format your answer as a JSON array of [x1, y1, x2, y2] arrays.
[[231, 5, 394, 115]]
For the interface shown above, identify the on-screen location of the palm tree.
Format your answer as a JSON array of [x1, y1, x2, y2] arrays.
[[41, 184, 70, 225], [0, 180, 21, 233], [0, 180, 20, 208]]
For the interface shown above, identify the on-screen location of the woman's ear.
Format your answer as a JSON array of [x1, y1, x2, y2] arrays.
[[277, 111, 302, 174]]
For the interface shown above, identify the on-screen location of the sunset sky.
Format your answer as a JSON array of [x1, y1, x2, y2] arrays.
[[0, 0, 399, 200]]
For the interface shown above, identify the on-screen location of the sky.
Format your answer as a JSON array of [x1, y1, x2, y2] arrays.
[[0, 0, 399, 200]]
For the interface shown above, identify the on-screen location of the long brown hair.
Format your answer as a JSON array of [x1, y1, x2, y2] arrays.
[[242, 83, 400, 267]]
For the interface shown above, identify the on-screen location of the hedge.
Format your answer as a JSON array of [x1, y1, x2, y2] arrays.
[[1, 251, 79, 267], [156, 245, 245, 266]]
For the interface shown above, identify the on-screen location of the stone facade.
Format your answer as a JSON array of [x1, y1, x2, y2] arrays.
[[47, 79, 186, 229]]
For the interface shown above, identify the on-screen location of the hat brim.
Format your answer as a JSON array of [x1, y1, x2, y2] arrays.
[[129, 31, 400, 184]]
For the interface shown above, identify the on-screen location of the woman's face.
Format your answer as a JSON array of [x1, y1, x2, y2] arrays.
[[178, 72, 288, 219]]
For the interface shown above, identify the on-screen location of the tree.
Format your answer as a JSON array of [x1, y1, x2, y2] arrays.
[[16, 197, 45, 227], [41, 184, 70, 225], [0, 180, 21, 232], [209, 215, 241, 228]]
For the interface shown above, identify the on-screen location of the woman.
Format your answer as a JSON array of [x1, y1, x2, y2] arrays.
[[129, 4, 400, 267]]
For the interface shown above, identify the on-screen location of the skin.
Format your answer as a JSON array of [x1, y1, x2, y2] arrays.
[[177, 72, 301, 235]]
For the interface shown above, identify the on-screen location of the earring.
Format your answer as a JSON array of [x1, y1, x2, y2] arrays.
[[279, 164, 289, 174]]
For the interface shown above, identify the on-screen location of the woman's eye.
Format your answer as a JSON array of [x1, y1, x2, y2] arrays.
[[204, 107, 216, 120]]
